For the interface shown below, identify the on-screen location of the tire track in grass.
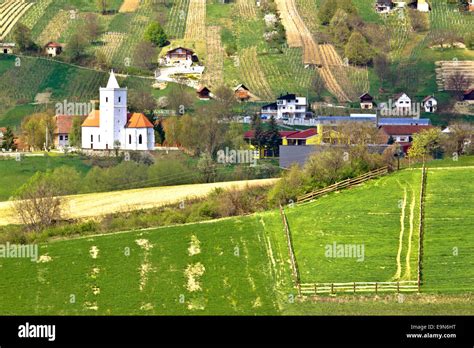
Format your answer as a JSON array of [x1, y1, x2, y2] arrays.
[[393, 186, 407, 280], [403, 186, 416, 280]]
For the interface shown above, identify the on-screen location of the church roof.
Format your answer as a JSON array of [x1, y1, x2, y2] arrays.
[[106, 70, 120, 89], [82, 110, 100, 127], [126, 113, 154, 128]]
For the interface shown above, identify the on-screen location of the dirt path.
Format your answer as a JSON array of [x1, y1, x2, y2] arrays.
[[0, 178, 278, 226], [394, 187, 407, 280]]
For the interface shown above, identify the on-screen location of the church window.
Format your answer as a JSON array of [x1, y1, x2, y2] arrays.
[[118, 97, 121, 103], [139, 134, 143, 145], [106, 97, 108, 102], [91, 134, 93, 142], [129, 134, 132, 144]]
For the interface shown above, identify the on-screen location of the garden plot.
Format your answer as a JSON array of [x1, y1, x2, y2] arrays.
[[0, 0, 34, 40], [184, 0, 206, 41], [202, 26, 224, 88], [435, 60, 474, 91]]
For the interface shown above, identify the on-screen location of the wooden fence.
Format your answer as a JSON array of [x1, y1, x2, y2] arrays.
[[296, 166, 389, 203], [279, 204, 301, 296], [417, 166, 427, 291], [300, 280, 419, 295]]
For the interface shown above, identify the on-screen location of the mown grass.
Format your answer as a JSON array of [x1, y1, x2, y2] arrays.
[[286, 170, 422, 283], [0, 215, 279, 315], [423, 167, 474, 293]]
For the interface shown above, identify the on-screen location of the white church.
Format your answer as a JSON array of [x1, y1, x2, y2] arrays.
[[82, 71, 155, 151]]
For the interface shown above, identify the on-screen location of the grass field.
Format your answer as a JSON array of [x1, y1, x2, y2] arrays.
[[0, 215, 279, 315], [286, 169, 422, 284], [0, 155, 91, 201]]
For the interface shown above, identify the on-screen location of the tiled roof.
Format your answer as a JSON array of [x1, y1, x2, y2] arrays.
[[285, 128, 318, 139], [55, 115, 75, 134], [126, 113, 154, 128], [380, 125, 433, 136], [82, 110, 100, 127]]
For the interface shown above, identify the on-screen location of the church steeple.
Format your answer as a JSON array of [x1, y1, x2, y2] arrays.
[[106, 70, 120, 89]]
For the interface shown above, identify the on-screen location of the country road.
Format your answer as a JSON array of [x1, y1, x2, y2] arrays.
[[0, 178, 279, 226]]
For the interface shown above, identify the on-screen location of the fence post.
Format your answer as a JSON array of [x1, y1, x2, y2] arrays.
[[331, 283, 334, 294], [375, 282, 378, 294], [397, 281, 400, 293], [353, 282, 356, 293]]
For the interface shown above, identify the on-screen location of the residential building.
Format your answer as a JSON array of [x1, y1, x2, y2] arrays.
[[375, 0, 394, 13], [261, 93, 307, 119], [234, 84, 251, 102], [81, 71, 155, 151], [162, 47, 197, 67], [54, 115, 84, 148], [45, 42, 62, 57], [422, 96, 437, 113], [197, 86, 211, 100], [359, 93, 374, 109], [0, 42, 14, 54]]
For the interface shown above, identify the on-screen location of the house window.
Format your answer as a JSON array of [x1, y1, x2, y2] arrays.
[[65, 135, 68, 140], [91, 134, 93, 142], [139, 134, 143, 145], [59, 135, 63, 141], [129, 134, 132, 144], [106, 97, 108, 102]]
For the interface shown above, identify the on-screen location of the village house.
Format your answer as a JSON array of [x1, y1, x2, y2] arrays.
[[422, 95, 437, 113], [392, 92, 412, 112], [0, 42, 14, 54], [234, 84, 251, 102], [417, 0, 430, 12], [163, 47, 197, 67], [464, 89, 474, 104], [261, 93, 308, 119], [81, 71, 155, 151], [54, 115, 85, 148], [469, 0, 474, 11], [44, 42, 62, 57], [197, 86, 211, 100], [378, 124, 432, 147], [375, 0, 394, 13], [359, 93, 374, 109]]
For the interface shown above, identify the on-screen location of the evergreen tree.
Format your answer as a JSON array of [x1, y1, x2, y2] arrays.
[[267, 116, 280, 157], [2, 127, 16, 150], [155, 118, 166, 145]]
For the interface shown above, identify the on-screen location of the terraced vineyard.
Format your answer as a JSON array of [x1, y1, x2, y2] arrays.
[[202, 26, 224, 88], [236, 0, 256, 18], [0, 0, 34, 40], [165, 0, 190, 39], [239, 46, 274, 100], [184, 0, 206, 41], [36, 9, 70, 45]]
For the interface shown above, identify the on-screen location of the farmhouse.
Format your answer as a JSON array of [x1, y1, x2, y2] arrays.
[[234, 84, 250, 101], [417, 0, 430, 12], [375, 0, 394, 13], [163, 47, 197, 67], [197, 86, 211, 100], [392, 92, 412, 112], [261, 93, 307, 119], [81, 71, 155, 151], [359, 93, 374, 109], [44, 42, 62, 57], [54, 115, 79, 148], [464, 89, 474, 104], [0, 42, 14, 54], [422, 95, 437, 113], [469, 0, 474, 11], [378, 124, 432, 145]]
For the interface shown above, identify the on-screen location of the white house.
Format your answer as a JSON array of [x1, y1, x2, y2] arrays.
[[417, 0, 430, 12], [393, 92, 411, 112], [0, 42, 15, 54], [422, 95, 437, 113], [375, 0, 394, 13], [45, 42, 62, 57], [261, 93, 307, 119], [81, 71, 155, 151]]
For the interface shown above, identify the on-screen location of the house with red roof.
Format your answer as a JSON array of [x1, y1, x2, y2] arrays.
[[81, 71, 155, 151], [378, 124, 433, 152], [54, 115, 84, 148], [244, 128, 318, 147], [44, 42, 62, 57]]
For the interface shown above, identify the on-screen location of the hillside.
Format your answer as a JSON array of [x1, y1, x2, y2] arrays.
[[1, 160, 473, 315]]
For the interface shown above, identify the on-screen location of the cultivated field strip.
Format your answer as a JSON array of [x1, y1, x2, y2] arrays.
[[0, 178, 279, 225], [239, 46, 274, 100], [202, 26, 224, 88], [119, 0, 140, 13], [237, 0, 256, 18], [97, 32, 126, 65], [184, 0, 206, 41], [165, 0, 190, 39], [17, 0, 52, 29], [435, 61, 474, 91], [36, 9, 70, 46], [0, 0, 34, 40]]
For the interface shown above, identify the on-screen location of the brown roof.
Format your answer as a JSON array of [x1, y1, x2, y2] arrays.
[[82, 110, 100, 127], [166, 47, 194, 55], [197, 86, 210, 93], [55, 115, 74, 134], [126, 113, 154, 128], [422, 95, 436, 103], [379, 125, 433, 136], [45, 42, 62, 48]]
